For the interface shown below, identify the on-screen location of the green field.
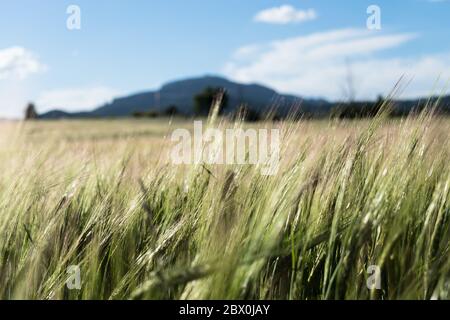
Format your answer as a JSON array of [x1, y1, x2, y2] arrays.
[[0, 111, 449, 299]]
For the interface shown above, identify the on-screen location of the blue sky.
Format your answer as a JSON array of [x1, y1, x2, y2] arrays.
[[0, 0, 449, 117]]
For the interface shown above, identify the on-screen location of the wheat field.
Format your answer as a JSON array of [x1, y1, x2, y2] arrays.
[[0, 109, 449, 300]]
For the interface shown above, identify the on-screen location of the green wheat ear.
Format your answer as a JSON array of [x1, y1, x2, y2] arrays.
[[207, 90, 226, 126]]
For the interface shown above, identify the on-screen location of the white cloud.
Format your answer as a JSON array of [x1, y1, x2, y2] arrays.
[[37, 87, 121, 112], [232, 44, 264, 60], [224, 28, 450, 100], [0, 47, 45, 80], [254, 5, 317, 25]]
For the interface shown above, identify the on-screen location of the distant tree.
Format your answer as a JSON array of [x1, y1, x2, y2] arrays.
[[231, 105, 261, 122], [376, 95, 384, 105], [332, 99, 385, 119], [374, 95, 385, 114], [132, 111, 146, 118], [24, 103, 37, 120], [164, 105, 179, 116], [147, 111, 159, 118], [194, 87, 228, 116], [132, 110, 159, 118]]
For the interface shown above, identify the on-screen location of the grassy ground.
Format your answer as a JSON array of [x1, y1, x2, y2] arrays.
[[0, 110, 449, 300]]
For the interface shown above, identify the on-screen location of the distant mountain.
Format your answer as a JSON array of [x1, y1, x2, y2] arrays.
[[39, 75, 450, 119], [392, 95, 450, 114], [39, 76, 331, 119]]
